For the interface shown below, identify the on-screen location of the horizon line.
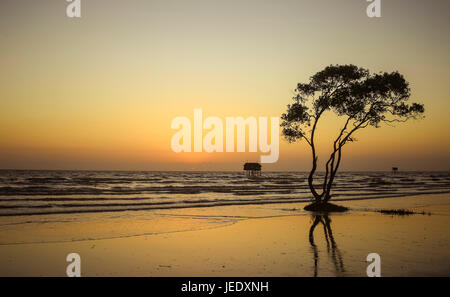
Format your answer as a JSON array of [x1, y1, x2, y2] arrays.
[[0, 168, 448, 173]]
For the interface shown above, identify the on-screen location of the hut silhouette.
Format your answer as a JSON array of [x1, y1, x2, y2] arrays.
[[243, 162, 261, 177]]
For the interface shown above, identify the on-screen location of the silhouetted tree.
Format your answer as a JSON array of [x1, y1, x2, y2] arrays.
[[281, 65, 424, 209]]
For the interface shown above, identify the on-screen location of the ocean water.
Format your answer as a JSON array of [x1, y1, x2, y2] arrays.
[[0, 170, 449, 217]]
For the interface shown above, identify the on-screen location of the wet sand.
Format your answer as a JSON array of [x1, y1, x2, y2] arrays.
[[0, 193, 449, 276]]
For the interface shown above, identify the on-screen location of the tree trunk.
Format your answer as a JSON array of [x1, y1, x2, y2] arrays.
[[308, 156, 322, 202], [324, 146, 343, 202], [308, 112, 324, 203]]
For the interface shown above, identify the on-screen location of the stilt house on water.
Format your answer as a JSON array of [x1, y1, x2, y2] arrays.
[[243, 162, 262, 177]]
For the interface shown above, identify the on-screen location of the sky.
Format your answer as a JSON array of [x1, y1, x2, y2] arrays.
[[0, 0, 449, 171]]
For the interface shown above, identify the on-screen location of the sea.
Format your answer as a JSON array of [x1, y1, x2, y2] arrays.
[[0, 170, 449, 217]]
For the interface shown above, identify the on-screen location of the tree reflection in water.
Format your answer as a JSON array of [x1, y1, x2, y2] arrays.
[[309, 215, 345, 276]]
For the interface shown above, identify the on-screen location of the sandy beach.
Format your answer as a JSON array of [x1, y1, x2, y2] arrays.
[[1, 192, 449, 277], [1, 0, 450, 284]]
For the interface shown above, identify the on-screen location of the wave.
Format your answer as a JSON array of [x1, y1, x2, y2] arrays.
[[0, 170, 449, 217]]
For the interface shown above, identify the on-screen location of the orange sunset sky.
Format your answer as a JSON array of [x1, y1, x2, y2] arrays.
[[0, 0, 449, 171]]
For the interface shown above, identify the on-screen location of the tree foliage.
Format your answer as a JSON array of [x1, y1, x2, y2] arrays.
[[281, 65, 424, 204]]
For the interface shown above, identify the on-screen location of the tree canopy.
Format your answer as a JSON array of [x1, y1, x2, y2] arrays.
[[281, 64, 425, 206]]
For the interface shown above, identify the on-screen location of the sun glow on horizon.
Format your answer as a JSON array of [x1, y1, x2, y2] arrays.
[[0, 0, 449, 171]]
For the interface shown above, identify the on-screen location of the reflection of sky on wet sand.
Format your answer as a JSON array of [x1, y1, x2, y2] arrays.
[[0, 193, 449, 276]]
